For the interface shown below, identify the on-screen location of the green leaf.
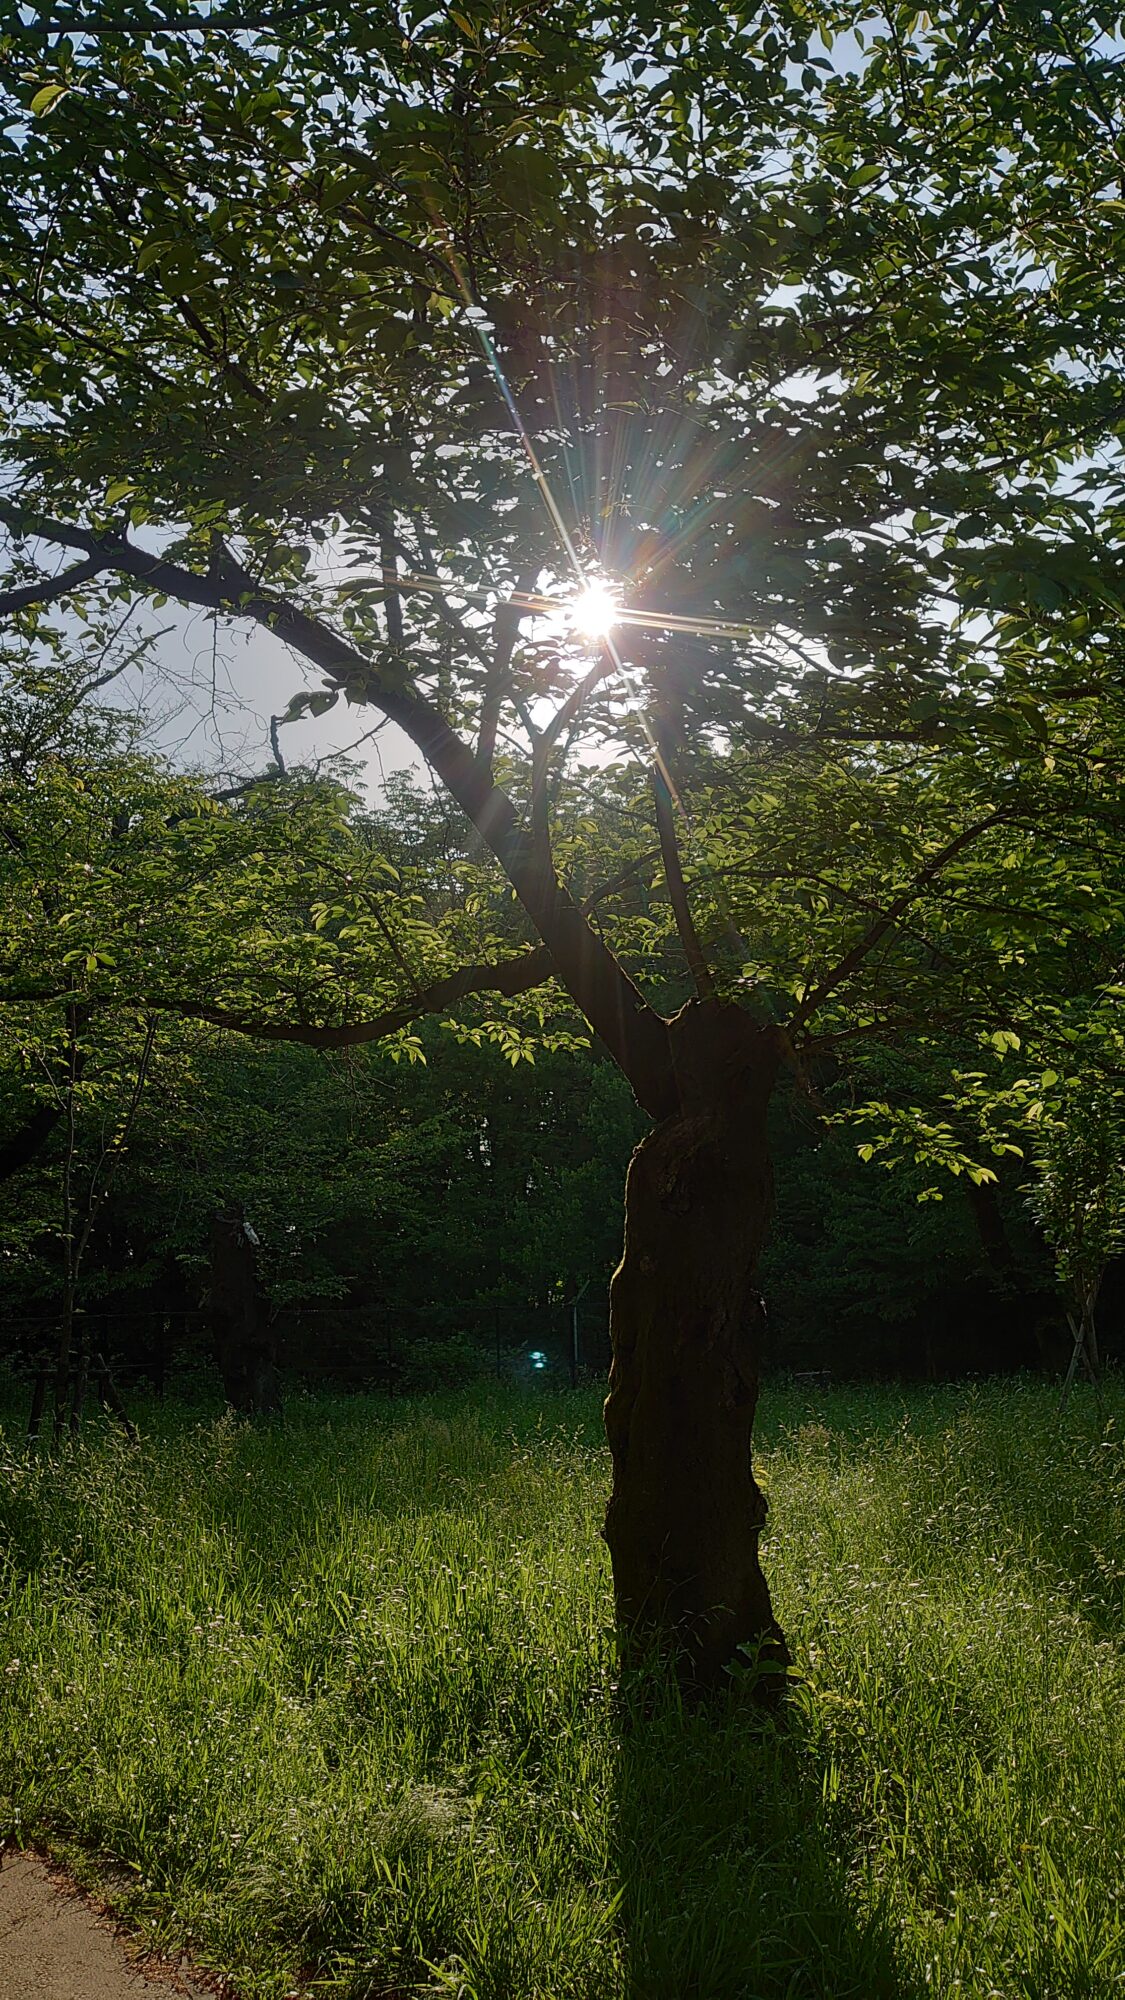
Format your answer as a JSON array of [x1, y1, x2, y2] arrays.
[[29, 83, 68, 116], [279, 689, 339, 724]]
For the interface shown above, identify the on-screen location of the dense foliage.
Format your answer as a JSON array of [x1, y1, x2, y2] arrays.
[[3, 0, 1125, 1068], [0, 664, 1091, 1394]]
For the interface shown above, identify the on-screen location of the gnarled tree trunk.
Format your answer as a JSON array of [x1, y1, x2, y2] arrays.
[[603, 1004, 788, 1691]]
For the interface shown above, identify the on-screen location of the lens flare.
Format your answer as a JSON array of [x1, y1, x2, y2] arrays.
[[570, 581, 619, 644]]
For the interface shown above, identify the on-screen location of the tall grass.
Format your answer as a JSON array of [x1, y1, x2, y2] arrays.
[[1, 1380, 1124, 1998]]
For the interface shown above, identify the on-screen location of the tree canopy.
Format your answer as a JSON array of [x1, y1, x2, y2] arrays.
[[2, 0, 1124, 1105]]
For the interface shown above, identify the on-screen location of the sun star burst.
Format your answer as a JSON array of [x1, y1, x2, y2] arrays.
[[569, 581, 620, 645]]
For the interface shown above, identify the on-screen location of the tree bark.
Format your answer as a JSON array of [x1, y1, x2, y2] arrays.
[[603, 1003, 788, 1692]]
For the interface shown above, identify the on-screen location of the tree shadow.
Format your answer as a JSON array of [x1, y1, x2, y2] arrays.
[[613, 1669, 908, 2000]]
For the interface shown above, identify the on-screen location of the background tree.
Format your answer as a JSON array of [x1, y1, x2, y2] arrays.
[[9, 684, 1095, 1400], [1027, 1084, 1125, 1410]]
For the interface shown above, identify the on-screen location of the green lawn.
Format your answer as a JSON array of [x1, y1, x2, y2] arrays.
[[2, 1379, 1124, 1999]]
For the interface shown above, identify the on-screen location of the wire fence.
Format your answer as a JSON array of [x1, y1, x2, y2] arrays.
[[2, 1295, 613, 1404]]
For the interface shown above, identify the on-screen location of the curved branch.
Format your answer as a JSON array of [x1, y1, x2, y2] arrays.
[[167, 945, 557, 1047]]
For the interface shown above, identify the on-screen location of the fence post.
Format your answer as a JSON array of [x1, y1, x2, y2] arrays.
[[27, 1368, 48, 1444], [570, 1280, 591, 1390]]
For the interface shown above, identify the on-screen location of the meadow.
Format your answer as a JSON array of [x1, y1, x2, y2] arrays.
[[1, 1378, 1124, 2000]]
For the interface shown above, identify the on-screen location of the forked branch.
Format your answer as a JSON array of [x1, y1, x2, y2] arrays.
[[476, 569, 538, 775], [0, 554, 107, 613]]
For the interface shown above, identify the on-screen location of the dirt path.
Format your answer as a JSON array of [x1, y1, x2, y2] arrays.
[[0, 1851, 214, 2000]]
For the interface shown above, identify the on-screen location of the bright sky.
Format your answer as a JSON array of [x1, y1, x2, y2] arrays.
[[103, 594, 422, 797]]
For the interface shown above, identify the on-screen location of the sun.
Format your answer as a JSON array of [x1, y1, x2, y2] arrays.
[[569, 580, 620, 645]]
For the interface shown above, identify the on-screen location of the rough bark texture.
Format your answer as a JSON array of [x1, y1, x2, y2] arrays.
[[603, 1002, 788, 1691]]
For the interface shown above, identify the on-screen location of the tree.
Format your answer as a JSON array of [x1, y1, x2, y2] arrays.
[[1028, 1085, 1125, 1409], [3, 0, 1125, 1684]]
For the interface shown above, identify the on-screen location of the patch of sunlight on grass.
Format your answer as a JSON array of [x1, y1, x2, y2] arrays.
[[1, 1380, 1123, 1997]]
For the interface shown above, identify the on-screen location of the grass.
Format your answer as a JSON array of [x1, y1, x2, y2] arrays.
[[2, 1378, 1125, 1999]]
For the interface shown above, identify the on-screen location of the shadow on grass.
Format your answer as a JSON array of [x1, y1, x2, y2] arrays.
[[613, 1669, 906, 2000]]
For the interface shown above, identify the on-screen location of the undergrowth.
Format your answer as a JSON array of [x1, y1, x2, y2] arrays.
[[1, 1379, 1123, 1998]]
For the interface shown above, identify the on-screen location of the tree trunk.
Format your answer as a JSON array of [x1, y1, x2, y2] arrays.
[[966, 1176, 1016, 1279], [0, 1101, 63, 1183], [94, 1352, 139, 1446], [209, 1211, 281, 1415], [603, 1004, 788, 1693], [68, 1323, 89, 1436], [1085, 1279, 1103, 1378]]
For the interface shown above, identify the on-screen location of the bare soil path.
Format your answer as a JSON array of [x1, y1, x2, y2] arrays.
[[0, 1851, 213, 2000]]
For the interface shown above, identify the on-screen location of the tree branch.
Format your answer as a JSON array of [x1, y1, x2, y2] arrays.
[[169, 946, 558, 1047], [0, 554, 109, 614], [380, 533, 404, 650], [476, 568, 537, 775], [652, 765, 715, 1001], [580, 849, 660, 917], [788, 806, 1010, 1033], [540, 648, 617, 753]]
